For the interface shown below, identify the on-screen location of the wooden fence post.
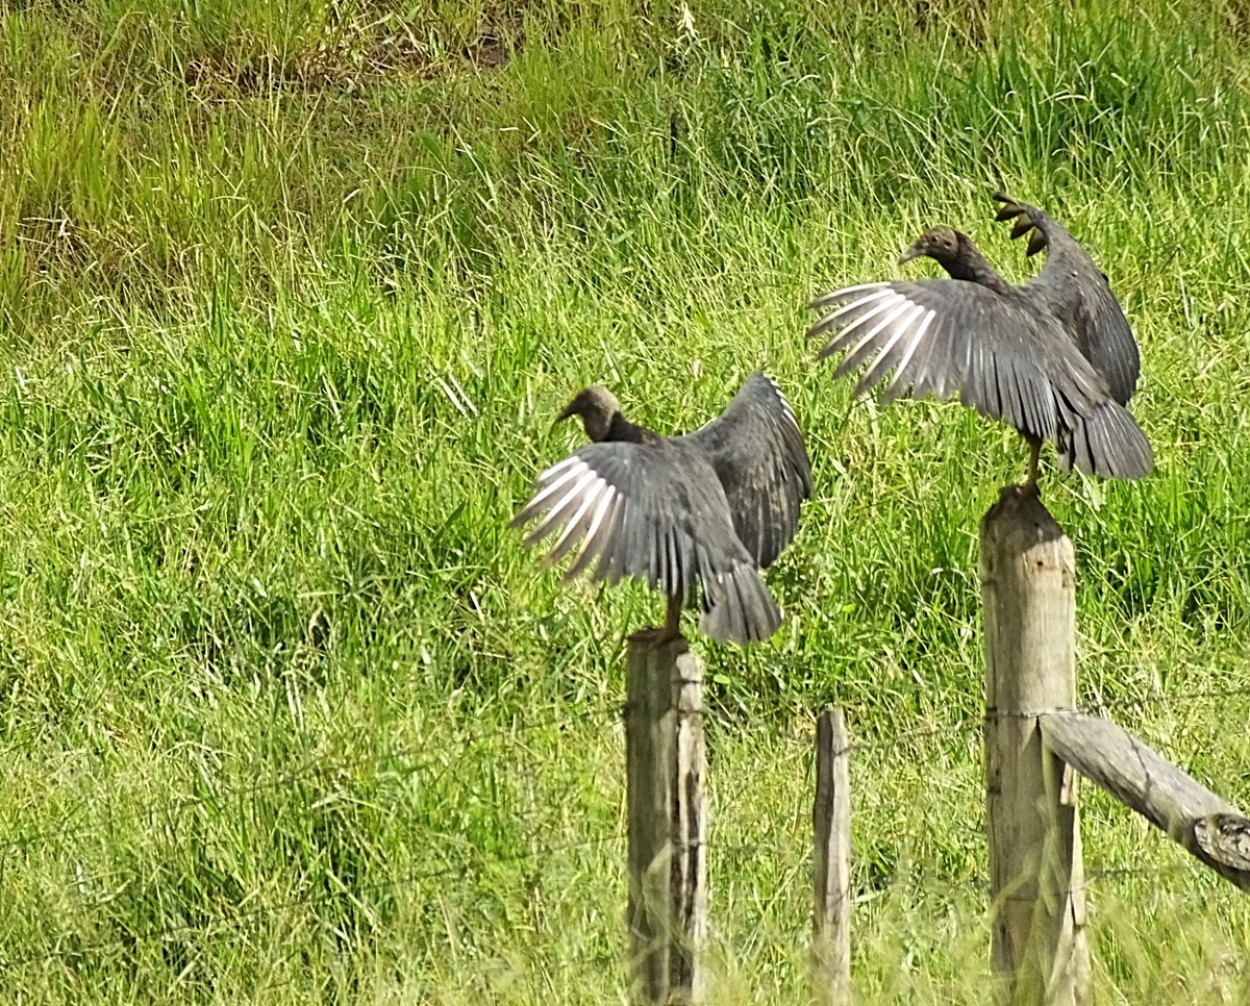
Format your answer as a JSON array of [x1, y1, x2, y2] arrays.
[[981, 486, 1090, 1006], [625, 630, 706, 1006], [671, 642, 707, 1003], [812, 708, 851, 1006]]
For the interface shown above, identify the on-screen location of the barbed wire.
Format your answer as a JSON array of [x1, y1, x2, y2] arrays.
[[0, 828, 627, 971], [5, 701, 972, 868], [0, 697, 624, 860], [0, 818, 1231, 972], [835, 678, 1250, 754], [12, 681, 1240, 862], [1084, 862, 1197, 883], [1081, 681, 1250, 713], [4, 679, 1245, 971], [843, 717, 981, 752]]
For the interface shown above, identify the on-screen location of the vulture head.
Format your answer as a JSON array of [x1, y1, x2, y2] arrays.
[[557, 386, 622, 442]]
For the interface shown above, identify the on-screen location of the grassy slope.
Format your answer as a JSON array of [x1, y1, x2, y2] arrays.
[[0, 0, 1248, 1001]]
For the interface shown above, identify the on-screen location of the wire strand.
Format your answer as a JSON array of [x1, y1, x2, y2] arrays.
[[0, 830, 626, 970], [0, 698, 623, 859], [4, 684, 1245, 970]]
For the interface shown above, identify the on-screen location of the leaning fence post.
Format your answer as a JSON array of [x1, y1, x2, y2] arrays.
[[981, 486, 1090, 1006], [1039, 711, 1250, 892], [812, 708, 851, 1006], [625, 630, 706, 1006]]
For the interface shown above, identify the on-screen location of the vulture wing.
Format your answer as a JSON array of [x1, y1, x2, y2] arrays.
[[680, 372, 813, 569], [808, 279, 1152, 479], [993, 193, 1141, 406], [511, 441, 782, 643]]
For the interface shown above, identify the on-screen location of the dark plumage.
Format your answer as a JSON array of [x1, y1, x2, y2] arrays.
[[511, 373, 813, 645], [807, 193, 1152, 486]]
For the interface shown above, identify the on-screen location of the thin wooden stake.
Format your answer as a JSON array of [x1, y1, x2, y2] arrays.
[[812, 708, 851, 1006], [981, 487, 1090, 1006], [670, 644, 707, 1004]]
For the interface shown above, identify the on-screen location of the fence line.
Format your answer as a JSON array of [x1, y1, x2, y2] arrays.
[[0, 823, 1226, 973], [0, 698, 625, 859], [9, 681, 1242, 861], [840, 717, 980, 751], [1, 828, 628, 971], [1084, 863, 1199, 883], [5, 696, 1233, 861], [1082, 681, 1250, 711], [839, 681, 1250, 755], [4, 683, 1244, 976]]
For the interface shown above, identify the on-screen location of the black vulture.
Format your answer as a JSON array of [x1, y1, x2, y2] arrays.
[[807, 193, 1152, 487], [511, 373, 812, 645]]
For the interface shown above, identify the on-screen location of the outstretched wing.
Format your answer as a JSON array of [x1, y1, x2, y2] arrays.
[[510, 442, 781, 643], [993, 193, 1141, 406], [807, 279, 1152, 479], [809, 279, 1089, 439], [680, 372, 813, 569]]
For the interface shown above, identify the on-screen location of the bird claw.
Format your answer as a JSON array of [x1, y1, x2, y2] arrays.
[[652, 625, 686, 649], [627, 626, 688, 651], [996, 480, 1042, 505]]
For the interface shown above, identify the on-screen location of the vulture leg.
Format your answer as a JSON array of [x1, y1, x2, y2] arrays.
[[654, 594, 684, 646], [1024, 436, 1042, 492]]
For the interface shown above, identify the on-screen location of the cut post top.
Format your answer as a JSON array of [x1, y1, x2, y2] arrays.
[[628, 627, 691, 654], [981, 484, 1070, 560]]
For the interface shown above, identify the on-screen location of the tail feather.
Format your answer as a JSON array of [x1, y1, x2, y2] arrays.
[[1059, 401, 1152, 479], [699, 565, 782, 645]]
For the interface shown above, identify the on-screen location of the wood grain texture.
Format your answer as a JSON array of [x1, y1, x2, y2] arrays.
[[981, 486, 1090, 1006], [1041, 711, 1250, 892], [626, 631, 678, 1006], [812, 708, 851, 1006], [625, 629, 707, 1006], [670, 647, 706, 1004]]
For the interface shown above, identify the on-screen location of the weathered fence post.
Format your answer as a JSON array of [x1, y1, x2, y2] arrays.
[[981, 486, 1090, 1006], [625, 630, 706, 1006], [812, 708, 851, 1006], [670, 640, 707, 1004]]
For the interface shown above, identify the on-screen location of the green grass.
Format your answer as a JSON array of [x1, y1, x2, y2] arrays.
[[1, 0, 1249, 1001]]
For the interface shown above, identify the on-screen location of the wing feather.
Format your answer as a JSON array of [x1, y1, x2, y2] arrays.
[[679, 372, 813, 569], [810, 279, 1093, 445], [809, 276, 1152, 480], [993, 193, 1141, 405], [512, 440, 783, 643]]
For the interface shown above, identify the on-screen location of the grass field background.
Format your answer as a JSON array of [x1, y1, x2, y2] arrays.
[[1, 0, 1248, 1001]]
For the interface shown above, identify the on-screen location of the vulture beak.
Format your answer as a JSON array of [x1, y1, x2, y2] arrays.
[[898, 241, 924, 266], [554, 400, 580, 426]]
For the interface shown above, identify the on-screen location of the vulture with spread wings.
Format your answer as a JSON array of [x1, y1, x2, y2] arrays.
[[511, 373, 812, 645], [808, 193, 1152, 486]]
